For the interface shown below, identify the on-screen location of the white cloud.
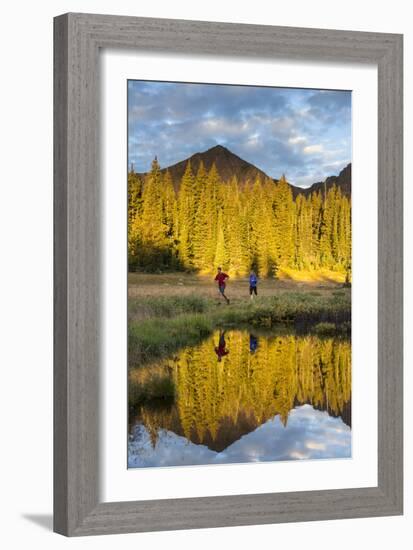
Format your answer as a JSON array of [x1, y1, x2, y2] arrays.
[[271, 116, 294, 132], [201, 118, 248, 136], [303, 144, 324, 154], [288, 136, 307, 145], [245, 133, 260, 149], [322, 159, 348, 168]]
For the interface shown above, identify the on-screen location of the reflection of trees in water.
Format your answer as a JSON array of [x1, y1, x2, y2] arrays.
[[129, 331, 351, 452]]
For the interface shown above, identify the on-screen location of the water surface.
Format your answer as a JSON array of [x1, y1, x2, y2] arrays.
[[128, 330, 351, 468]]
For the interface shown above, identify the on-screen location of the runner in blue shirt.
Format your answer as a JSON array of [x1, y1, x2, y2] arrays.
[[249, 270, 258, 299]]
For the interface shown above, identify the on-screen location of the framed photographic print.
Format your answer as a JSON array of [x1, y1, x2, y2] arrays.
[[54, 13, 403, 536]]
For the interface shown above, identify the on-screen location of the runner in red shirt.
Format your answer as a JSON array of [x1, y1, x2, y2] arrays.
[[214, 267, 230, 304]]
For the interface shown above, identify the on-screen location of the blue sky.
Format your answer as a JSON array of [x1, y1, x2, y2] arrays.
[[128, 80, 351, 188]]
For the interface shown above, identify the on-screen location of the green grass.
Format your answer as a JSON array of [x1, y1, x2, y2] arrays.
[[210, 292, 350, 326], [129, 313, 213, 365], [312, 321, 351, 336], [312, 322, 339, 336], [128, 292, 351, 366], [128, 294, 210, 322], [332, 290, 346, 297]]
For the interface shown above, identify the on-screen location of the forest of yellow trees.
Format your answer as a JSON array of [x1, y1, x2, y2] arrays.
[[128, 157, 351, 278]]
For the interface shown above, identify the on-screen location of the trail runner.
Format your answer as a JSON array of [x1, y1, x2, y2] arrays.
[[249, 270, 258, 299], [214, 267, 230, 304]]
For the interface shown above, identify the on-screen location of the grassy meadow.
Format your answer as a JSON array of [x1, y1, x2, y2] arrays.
[[128, 272, 351, 367]]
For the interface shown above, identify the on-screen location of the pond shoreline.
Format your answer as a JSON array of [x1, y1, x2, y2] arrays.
[[128, 292, 351, 367]]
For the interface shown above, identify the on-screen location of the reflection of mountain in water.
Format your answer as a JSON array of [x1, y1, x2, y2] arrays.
[[312, 400, 351, 428], [128, 405, 351, 468], [129, 331, 351, 454]]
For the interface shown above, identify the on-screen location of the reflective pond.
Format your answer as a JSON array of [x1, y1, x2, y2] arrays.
[[128, 330, 351, 468]]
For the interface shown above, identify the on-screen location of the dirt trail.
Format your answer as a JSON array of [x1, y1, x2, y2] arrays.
[[128, 272, 343, 300]]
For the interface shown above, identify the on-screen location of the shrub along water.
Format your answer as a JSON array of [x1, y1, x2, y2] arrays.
[[129, 365, 176, 408]]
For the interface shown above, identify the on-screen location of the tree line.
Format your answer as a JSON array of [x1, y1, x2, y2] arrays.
[[128, 157, 351, 277]]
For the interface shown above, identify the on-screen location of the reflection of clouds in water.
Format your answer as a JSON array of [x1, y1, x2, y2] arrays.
[[306, 442, 326, 450], [128, 404, 351, 468]]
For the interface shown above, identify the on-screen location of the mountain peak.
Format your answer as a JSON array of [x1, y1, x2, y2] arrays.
[[144, 144, 269, 189], [207, 144, 228, 152], [205, 144, 234, 157]]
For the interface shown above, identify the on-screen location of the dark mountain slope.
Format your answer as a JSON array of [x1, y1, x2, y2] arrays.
[[139, 144, 269, 189], [290, 163, 351, 198]]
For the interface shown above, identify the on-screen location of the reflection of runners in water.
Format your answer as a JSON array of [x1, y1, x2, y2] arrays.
[[214, 267, 230, 304], [249, 270, 258, 299], [249, 334, 258, 353], [214, 330, 229, 362]]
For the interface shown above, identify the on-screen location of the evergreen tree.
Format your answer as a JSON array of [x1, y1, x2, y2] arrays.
[[140, 157, 167, 244], [195, 163, 221, 270], [319, 186, 336, 267], [177, 161, 205, 269], [294, 194, 312, 269], [127, 171, 143, 269], [162, 170, 179, 268], [273, 175, 295, 268], [137, 157, 170, 269], [310, 191, 323, 268], [214, 210, 228, 269], [162, 170, 176, 237], [192, 162, 209, 269], [221, 177, 248, 275]]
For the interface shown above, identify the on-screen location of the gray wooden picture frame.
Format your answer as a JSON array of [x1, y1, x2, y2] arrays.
[[54, 13, 403, 536]]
